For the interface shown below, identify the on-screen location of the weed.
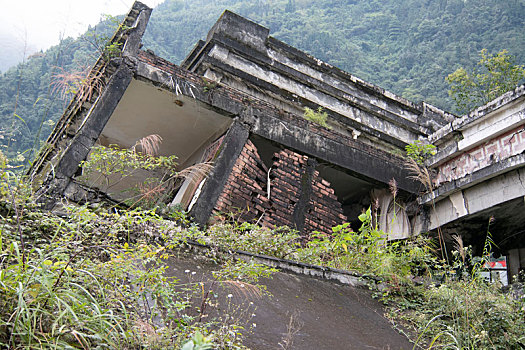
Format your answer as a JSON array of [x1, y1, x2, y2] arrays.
[[79, 135, 212, 208], [405, 149, 449, 264], [303, 107, 330, 128], [391, 221, 525, 349], [198, 222, 301, 259], [405, 140, 436, 166], [278, 311, 303, 350], [202, 78, 218, 93], [297, 208, 435, 286], [181, 331, 214, 350], [81, 14, 130, 61]]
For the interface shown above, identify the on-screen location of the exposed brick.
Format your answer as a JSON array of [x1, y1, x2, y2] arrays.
[[213, 140, 347, 236]]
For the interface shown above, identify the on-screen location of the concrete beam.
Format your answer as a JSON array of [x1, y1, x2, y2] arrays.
[[135, 54, 420, 193], [249, 111, 421, 194], [121, 2, 152, 57], [291, 157, 317, 234], [428, 167, 525, 230]]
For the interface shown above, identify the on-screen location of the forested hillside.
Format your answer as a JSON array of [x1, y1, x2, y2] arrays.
[[0, 22, 116, 161], [1, 0, 525, 161]]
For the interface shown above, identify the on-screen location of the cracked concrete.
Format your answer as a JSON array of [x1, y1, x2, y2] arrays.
[[517, 167, 525, 189]]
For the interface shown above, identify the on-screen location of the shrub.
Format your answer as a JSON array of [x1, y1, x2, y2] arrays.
[[297, 208, 435, 285], [198, 222, 301, 259]]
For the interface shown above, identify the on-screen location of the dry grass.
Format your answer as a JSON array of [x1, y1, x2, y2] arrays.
[[138, 183, 166, 202], [131, 162, 213, 207], [452, 234, 465, 264], [78, 69, 105, 103], [278, 311, 303, 350], [405, 157, 433, 191], [176, 162, 214, 185], [132, 134, 163, 156], [51, 66, 89, 99], [405, 157, 449, 263], [51, 65, 106, 104], [389, 177, 398, 198], [128, 134, 213, 183]]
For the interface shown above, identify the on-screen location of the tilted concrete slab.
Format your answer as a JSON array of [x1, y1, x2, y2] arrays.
[[164, 249, 413, 350]]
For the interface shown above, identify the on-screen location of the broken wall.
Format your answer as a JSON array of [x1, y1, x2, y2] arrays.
[[214, 140, 347, 235]]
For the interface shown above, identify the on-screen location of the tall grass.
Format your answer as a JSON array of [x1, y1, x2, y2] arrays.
[[0, 179, 261, 349]]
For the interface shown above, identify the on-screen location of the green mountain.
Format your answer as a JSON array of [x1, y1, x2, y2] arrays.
[[1, 0, 525, 161], [0, 21, 116, 161]]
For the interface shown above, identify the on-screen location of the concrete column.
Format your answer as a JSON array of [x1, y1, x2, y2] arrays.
[[41, 65, 134, 208], [292, 157, 317, 235], [190, 120, 250, 225]]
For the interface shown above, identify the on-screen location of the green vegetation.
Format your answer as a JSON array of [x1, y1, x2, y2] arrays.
[[2, 0, 525, 161], [80, 135, 179, 207], [405, 140, 437, 165], [78, 134, 213, 210], [85, 15, 130, 61], [0, 181, 271, 348], [446, 49, 525, 114], [1, 148, 525, 348], [303, 107, 329, 128]]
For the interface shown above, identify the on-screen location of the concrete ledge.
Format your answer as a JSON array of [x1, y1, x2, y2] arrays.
[[183, 239, 373, 288], [428, 84, 525, 147], [454, 85, 525, 129], [182, 10, 453, 150], [426, 166, 525, 230], [200, 54, 418, 148], [428, 107, 525, 168], [208, 37, 431, 137], [421, 152, 525, 205]]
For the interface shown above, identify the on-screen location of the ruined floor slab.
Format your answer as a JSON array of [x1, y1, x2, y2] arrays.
[[164, 252, 412, 350]]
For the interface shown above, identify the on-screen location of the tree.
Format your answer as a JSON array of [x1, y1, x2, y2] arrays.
[[446, 49, 525, 114]]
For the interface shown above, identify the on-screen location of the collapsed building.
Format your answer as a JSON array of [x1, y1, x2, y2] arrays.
[[29, 2, 525, 282]]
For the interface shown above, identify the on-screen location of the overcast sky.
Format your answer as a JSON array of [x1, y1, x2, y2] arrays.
[[0, 0, 164, 71]]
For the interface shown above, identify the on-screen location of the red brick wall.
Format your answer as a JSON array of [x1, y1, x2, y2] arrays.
[[215, 140, 270, 222], [305, 175, 347, 234], [214, 140, 347, 235], [261, 149, 307, 228]]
